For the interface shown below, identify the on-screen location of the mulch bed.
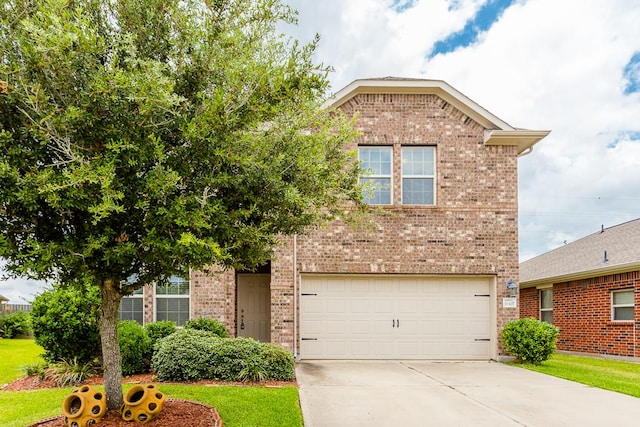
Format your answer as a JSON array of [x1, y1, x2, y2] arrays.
[[27, 399, 222, 427], [2, 373, 296, 427]]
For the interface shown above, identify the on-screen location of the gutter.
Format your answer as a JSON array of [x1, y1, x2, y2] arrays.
[[520, 260, 640, 288]]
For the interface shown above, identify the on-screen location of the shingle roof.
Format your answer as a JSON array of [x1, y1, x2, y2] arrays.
[[0, 294, 8, 302], [520, 218, 640, 286]]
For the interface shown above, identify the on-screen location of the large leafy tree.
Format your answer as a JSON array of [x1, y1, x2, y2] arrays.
[[0, 0, 363, 408]]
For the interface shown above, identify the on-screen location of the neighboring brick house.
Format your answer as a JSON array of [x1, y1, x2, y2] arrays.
[[520, 219, 640, 359], [122, 78, 549, 361]]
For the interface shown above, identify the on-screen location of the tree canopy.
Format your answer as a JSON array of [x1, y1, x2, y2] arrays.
[[0, 0, 363, 408]]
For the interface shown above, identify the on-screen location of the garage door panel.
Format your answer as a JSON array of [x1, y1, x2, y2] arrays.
[[300, 276, 492, 360], [397, 299, 419, 314], [326, 320, 345, 334], [327, 299, 345, 313], [351, 299, 370, 313]]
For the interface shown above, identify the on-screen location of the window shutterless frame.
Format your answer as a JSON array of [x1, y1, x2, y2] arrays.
[[539, 288, 553, 324], [401, 146, 436, 205], [611, 289, 634, 321], [358, 146, 393, 205], [119, 287, 144, 325], [155, 274, 190, 326]]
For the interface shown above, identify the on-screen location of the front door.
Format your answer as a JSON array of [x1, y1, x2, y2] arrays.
[[237, 274, 271, 342]]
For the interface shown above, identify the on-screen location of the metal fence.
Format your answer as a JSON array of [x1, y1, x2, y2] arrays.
[[0, 303, 32, 315]]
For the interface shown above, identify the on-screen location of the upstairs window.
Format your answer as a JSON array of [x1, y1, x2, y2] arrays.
[[402, 147, 435, 205], [612, 289, 634, 321], [156, 274, 190, 326], [540, 288, 553, 323], [359, 146, 392, 205]]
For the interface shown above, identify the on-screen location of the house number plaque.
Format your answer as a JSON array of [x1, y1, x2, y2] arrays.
[[502, 297, 517, 308]]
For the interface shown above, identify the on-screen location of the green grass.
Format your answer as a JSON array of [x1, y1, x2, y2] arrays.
[[1, 339, 303, 427], [517, 353, 640, 398], [0, 384, 303, 427], [0, 338, 45, 385], [162, 385, 303, 427], [0, 388, 73, 427]]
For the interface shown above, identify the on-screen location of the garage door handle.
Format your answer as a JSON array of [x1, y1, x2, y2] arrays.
[[475, 338, 490, 341], [301, 338, 318, 341], [392, 319, 395, 328], [392, 319, 400, 328]]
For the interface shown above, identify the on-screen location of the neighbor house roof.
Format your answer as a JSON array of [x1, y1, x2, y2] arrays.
[[0, 294, 8, 302], [324, 77, 550, 156], [520, 219, 640, 288]]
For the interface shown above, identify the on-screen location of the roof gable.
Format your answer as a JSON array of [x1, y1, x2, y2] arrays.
[[325, 78, 550, 155], [520, 218, 640, 286]]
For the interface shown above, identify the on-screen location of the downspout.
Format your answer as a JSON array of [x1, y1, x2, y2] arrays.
[[293, 234, 298, 360]]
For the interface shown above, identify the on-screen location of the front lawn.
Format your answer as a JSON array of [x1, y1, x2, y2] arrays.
[[516, 353, 640, 398], [0, 338, 44, 385], [0, 339, 303, 427], [0, 385, 302, 427]]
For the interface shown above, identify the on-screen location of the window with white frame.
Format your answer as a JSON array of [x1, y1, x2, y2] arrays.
[[540, 288, 553, 323], [612, 289, 634, 321], [155, 275, 190, 326], [358, 146, 392, 205], [119, 287, 144, 325], [401, 147, 435, 205]]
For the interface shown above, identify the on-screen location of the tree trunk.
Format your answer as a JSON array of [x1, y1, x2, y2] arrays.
[[99, 278, 124, 410]]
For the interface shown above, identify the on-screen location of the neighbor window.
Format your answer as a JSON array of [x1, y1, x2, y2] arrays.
[[155, 274, 190, 326], [359, 146, 392, 205], [612, 289, 634, 321], [540, 288, 553, 323], [119, 287, 144, 325], [401, 147, 435, 205]]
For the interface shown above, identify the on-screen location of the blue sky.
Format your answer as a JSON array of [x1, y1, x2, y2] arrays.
[[2, 0, 640, 303], [430, 0, 517, 58], [623, 52, 640, 94]]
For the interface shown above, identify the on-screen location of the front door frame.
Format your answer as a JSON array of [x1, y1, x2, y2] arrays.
[[236, 273, 271, 342]]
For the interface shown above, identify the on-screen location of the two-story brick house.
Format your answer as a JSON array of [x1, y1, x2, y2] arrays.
[[123, 78, 549, 360]]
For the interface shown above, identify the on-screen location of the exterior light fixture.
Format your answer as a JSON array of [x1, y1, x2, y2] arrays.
[[506, 279, 518, 297]]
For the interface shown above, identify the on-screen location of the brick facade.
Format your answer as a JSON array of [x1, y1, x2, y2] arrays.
[[520, 270, 640, 358], [190, 89, 524, 358]]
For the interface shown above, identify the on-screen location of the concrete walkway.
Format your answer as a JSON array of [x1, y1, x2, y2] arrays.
[[296, 360, 640, 426]]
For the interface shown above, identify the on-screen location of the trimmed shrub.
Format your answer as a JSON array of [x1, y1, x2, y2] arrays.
[[151, 329, 296, 382], [502, 317, 559, 364], [152, 329, 219, 381], [118, 320, 152, 375], [0, 310, 32, 338], [145, 320, 176, 352], [261, 343, 295, 381], [208, 337, 263, 381], [31, 284, 101, 363], [184, 317, 229, 338]]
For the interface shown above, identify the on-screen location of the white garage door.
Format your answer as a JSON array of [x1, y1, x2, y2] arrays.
[[300, 275, 493, 360]]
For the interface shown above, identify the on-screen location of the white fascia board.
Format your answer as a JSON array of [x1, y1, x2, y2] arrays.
[[519, 260, 640, 289], [484, 129, 551, 155], [324, 79, 514, 130]]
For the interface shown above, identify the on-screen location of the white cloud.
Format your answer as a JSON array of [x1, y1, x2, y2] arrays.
[[286, 0, 640, 261]]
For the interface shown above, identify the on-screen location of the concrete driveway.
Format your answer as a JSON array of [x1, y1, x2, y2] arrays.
[[296, 360, 640, 426]]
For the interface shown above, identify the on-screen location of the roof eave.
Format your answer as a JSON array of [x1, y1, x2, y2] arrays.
[[520, 260, 640, 289], [324, 78, 515, 130], [484, 129, 551, 156]]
